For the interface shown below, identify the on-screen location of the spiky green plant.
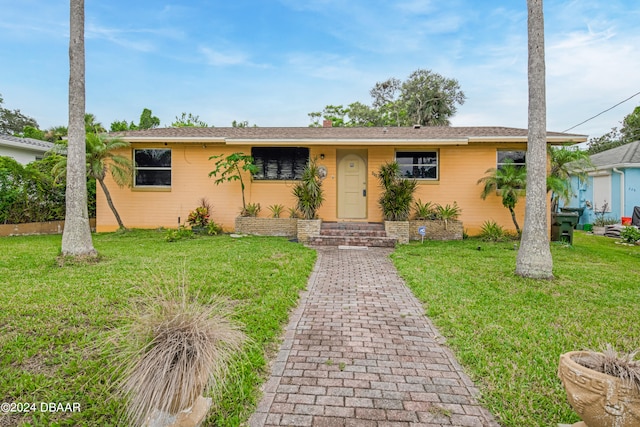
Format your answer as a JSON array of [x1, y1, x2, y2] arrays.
[[413, 199, 436, 220], [375, 162, 417, 221], [436, 202, 461, 230], [292, 158, 324, 220], [242, 202, 261, 217], [287, 207, 301, 219], [114, 283, 246, 426], [479, 220, 511, 242], [268, 204, 285, 218]]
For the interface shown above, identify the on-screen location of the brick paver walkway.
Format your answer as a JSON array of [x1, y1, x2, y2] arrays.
[[249, 247, 499, 427]]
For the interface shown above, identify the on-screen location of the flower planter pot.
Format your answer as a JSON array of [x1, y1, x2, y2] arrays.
[[558, 351, 640, 427], [592, 226, 606, 236], [145, 395, 212, 427]]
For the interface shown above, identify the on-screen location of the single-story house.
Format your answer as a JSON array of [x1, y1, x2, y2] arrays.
[[100, 126, 587, 235], [567, 140, 640, 225], [0, 134, 54, 165]]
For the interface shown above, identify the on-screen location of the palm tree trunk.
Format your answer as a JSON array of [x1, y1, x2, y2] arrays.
[[516, 0, 553, 279], [98, 177, 125, 229], [61, 0, 96, 257], [509, 207, 521, 234]]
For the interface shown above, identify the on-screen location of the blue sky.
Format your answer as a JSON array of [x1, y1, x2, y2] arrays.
[[1, 0, 639, 139]]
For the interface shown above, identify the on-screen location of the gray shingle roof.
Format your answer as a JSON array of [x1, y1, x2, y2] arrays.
[[590, 140, 640, 168], [111, 126, 587, 143], [0, 134, 54, 151]]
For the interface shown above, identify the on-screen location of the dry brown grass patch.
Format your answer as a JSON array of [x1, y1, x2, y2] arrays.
[[112, 281, 246, 426], [575, 344, 640, 392]]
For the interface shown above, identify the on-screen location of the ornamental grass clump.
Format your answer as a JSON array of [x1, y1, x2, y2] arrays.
[[115, 283, 246, 426]]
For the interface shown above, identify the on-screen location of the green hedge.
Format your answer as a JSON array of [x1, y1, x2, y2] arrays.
[[0, 155, 95, 224]]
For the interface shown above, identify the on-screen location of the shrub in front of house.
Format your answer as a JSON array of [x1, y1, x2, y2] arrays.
[[375, 162, 417, 221]]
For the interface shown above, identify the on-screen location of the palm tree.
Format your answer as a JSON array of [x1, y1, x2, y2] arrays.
[[547, 146, 592, 212], [54, 134, 133, 229], [477, 161, 527, 233], [44, 125, 68, 142], [84, 113, 105, 134], [62, 0, 96, 257], [86, 133, 132, 229], [516, 0, 553, 279]]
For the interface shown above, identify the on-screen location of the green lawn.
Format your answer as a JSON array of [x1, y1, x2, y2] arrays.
[[392, 232, 640, 427], [0, 230, 316, 426], [2, 230, 638, 426]]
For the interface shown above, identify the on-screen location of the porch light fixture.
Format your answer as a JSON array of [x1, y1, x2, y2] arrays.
[[320, 154, 325, 160]]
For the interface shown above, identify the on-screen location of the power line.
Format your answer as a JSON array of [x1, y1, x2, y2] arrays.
[[562, 90, 640, 133]]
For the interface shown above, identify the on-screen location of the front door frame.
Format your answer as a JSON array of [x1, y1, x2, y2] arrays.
[[337, 149, 368, 219]]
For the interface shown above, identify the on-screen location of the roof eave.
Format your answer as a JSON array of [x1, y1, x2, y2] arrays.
[[225, 138, 470, 146], [468, 135, 587, 144], [588, 163, 639, 173], [0, 140, 51, 152], [121, 136, 226, 144]]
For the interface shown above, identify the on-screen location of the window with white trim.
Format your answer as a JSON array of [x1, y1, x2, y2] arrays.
[[134, 149, 171, 187], [496, 150, 526, 189], [395, 151, 438, 180], [497, 150, 526, 170]]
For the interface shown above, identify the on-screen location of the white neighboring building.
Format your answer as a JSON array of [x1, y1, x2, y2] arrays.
[[0, 134, 54, 164]]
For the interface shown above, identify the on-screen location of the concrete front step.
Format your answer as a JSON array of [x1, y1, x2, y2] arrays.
[[321, 222, 384, 231], [308, 235, 397, 247], [309, 222, 396, 247], [320, 229, 388, 237]]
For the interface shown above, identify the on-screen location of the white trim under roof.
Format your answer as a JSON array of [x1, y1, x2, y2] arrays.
[[122, 137, 226, 143], [120, 134, 586, 146], [468, 136, 587, 144], [225, 138, 470, 146]]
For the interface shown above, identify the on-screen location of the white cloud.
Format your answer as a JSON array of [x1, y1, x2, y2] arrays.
[[545, 25, 640, 135], [287, 52, 366, 82], [85, 22, 184, 52], [199, 47, 250, 66], [394, 0, 437, 15], [198, 46, 271, 68]]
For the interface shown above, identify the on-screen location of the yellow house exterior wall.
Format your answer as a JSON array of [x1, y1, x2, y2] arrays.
[[97, 141, 542, 236]]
